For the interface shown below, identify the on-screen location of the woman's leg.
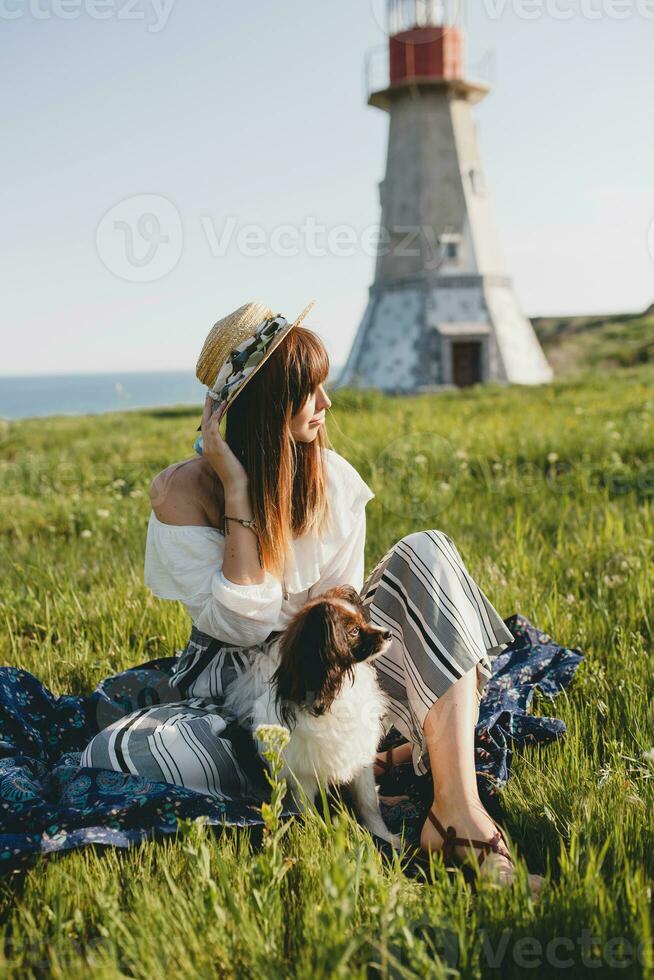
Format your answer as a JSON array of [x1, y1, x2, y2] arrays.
[[80, 638, 271, 801], [80, 700, 268, 800], [362, 530, 542, 893], [374, 664, 543, 892], [419, 664, 543, 892], [374, 740, 412, 777], [373, 670, 511, 865]]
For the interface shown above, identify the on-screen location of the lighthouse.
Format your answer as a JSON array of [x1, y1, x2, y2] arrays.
[[338, 0, 553, 391]]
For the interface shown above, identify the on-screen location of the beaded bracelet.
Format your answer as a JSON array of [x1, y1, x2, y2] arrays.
[[224, 515, 263, 567], [223, 515, 290, 600]]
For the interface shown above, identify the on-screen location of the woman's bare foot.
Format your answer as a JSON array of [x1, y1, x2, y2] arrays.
[[419, 799, 543, 899]]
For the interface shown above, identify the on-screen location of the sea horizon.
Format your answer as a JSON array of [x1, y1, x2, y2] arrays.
[[0, 366, 344, 421]]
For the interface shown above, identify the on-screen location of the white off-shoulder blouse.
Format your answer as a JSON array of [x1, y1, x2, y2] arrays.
[[143, 448, 376, 647]]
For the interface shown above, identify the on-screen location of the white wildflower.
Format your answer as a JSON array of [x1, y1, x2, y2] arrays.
[[96, 508, 110, 519], [642, 749, 654, 765], [255, 724, 291, 748], [80, 529, 93, 539]]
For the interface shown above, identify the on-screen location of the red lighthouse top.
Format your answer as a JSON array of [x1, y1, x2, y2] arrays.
[[388, 0, 463, 85], [368, 0, 488, 109]]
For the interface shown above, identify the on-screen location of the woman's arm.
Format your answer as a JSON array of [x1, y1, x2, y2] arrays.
[[201, 395, 265, 588], [193, 566, 283, 646], [144, 515, 284, 647], [145, 396, 280, 646], [221, 482, 266, 587]]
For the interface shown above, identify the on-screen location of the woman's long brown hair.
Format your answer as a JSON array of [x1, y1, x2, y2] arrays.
[[221, 326, 333, 578]]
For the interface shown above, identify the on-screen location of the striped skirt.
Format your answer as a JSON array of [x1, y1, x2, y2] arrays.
[[80, 529, 513, 798]]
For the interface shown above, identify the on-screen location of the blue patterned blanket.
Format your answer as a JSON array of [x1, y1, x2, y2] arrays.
[[0, 614, 583, 874]]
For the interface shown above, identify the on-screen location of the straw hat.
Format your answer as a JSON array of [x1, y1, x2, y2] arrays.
[[196, 300, 316, 411]]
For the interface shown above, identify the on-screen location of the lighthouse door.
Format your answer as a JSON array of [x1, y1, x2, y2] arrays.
[[451, 341, 482, 387]]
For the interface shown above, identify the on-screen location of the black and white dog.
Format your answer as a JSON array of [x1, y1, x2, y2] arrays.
[[224, 585, 400, 847]]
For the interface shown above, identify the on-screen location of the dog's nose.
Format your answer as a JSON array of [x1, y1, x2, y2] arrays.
[[382, 629, 392, 640]]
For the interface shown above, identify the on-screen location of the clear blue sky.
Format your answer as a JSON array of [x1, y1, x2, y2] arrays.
[[1, 0, 653, 376]]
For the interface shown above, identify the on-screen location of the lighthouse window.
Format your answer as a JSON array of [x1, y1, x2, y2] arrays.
[[445, 241, 459, 261]]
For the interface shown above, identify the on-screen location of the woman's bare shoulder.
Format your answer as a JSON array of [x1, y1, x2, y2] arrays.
[[150, 458, 224, 527]]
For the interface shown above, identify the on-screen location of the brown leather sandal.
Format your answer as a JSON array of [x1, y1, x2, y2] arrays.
[[425, 806, 513, 873]]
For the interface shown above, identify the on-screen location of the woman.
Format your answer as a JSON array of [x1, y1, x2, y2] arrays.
[[82, 300, 542, 895]]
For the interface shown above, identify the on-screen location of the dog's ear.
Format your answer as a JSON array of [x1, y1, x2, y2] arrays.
[[274, 601, 352, 718], [323, 584, 364, 608]]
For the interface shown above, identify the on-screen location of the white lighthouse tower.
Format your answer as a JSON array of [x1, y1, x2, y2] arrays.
[[338, 0, 553, 391]]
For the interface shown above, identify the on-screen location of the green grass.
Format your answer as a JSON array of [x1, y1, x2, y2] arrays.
[[1, 364, 654, 978], [533, 307, 654, 377]]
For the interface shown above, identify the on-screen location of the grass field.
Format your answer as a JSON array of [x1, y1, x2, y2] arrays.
[[533, 306, 654, 378], [1, 363, 654, 978]]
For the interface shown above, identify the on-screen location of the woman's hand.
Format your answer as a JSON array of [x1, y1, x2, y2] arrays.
[[200, 395, 249, 491]]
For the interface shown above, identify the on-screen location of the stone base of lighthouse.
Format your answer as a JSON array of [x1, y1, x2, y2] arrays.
[[338, 276, 553, 392]]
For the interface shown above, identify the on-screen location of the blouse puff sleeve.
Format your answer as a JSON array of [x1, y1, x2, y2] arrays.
[[143, 517, 285, 648], [143, 450, 375, 648]]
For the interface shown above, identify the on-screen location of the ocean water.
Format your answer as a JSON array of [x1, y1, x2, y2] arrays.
[[0, 367, 345, 421], [0, 372, 207, 421]]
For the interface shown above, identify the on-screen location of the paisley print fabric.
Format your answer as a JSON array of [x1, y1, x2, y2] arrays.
[[0, 612, 583, 874]]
